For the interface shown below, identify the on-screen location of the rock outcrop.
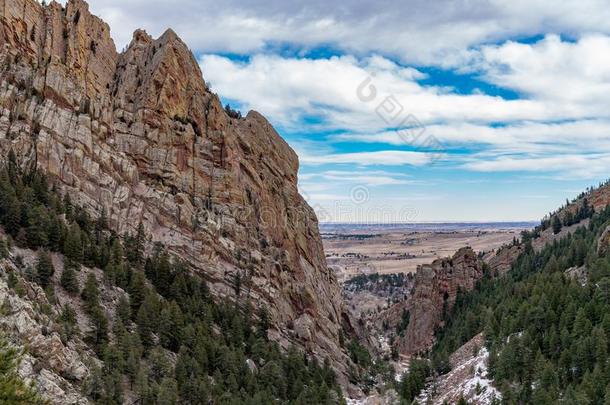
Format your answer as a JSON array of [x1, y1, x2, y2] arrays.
[[389, 247, 484, 354], [0, 0, 350, 383], [416, 333, 501, 405], [598, 225, 610, 257], [485, 244, 521, 275], [0, 254, 90, 404], [565, 265, 588, 286]]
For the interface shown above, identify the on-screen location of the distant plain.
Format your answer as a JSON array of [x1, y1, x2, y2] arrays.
[[321, 222, 536, 282]]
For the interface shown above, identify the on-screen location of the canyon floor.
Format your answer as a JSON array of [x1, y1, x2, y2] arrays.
[[322, 222, 535, 283]]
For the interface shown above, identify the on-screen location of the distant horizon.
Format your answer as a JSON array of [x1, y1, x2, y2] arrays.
[[319, 220, 539, 224], [318, 221, 539, 232]]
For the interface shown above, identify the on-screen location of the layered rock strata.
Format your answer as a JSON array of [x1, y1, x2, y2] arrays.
[[0, 0, 351, 382]]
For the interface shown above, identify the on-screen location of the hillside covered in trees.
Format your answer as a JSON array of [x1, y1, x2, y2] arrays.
[[426, 196, 610, 403], [0, 156, 344, 404]]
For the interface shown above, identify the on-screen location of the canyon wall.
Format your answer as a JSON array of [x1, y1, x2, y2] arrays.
[[388, 247, 485, 354], [0, 0, 352, 381]]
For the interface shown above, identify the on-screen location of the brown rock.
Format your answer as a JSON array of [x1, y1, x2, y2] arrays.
[[485, 244, 521, 275], [0, 0, 351, 383], [0, 266, 90, 404], [391, 247, 484, 354]]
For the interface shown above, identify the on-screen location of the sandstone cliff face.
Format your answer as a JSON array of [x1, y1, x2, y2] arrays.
[[391, 247, 484, 354], [0, 0, 350, 381]]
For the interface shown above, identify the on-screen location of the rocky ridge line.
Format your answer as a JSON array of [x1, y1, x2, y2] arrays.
[[0, 0, 353, 385]]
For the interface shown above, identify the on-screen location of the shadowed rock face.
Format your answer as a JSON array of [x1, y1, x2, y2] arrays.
[[388, 247, 484, 355], [0, 0, 352, 382]]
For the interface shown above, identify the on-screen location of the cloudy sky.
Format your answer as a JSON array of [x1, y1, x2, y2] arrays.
[[78, 0, 610, 222]]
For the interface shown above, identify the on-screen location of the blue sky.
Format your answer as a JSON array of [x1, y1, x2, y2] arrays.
[[74, 0, 610, 222]]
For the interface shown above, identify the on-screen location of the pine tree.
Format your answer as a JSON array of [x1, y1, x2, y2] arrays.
[[81, 273, 100, 311], [134, 365, 151, 403], [552, 215, 562, 234], [0, 338, 43, 404], [6, 149, 18, 181], [158, 302, 183, 351], [25, 205, 48, 248], [604, 383, 610, 405], [135, 222, 146, 265], [257, 305, 270, 340], [544, 255, 559, 273], [36, 250, 54, 288], [84, 361, 104, 402], [125, 348, 141, 385], [148, 347, 171, 383], [63, 193, 73, 220], [0, 238, 8, 259], [95, 208, 108, 237], [101, 370, 123, 404], [58, 304, 78, 342], [103, 344, 125, 375], [88, 305, 108, 349], [116, 295, 131, 323], [128, 271, 147, 316], [157, 378, 179, 405], [3, 196, 21, 237], [136, 294, 159, 348], [126, 222, 146, 266], [60, 264, 79, 294], [46, 213, 62, 251], [63, 222, 83, 262]]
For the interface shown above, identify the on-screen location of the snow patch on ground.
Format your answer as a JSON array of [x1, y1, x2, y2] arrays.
[[417, 341, 501, 404], [394, 358, 409, 382], [453, 347, 501, 404], [346, 334, 407, 404], [378, 334, 391, 354]]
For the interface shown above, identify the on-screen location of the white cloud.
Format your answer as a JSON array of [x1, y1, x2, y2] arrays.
[[200, 33, 610, 134], [299, 150, 432, 166], [463, 153, 610, 179], [474, 35, 610, 107], [333, 119, 610, 154], [301, 170, 415, 186], [65, 0, 610, 66], [199, 34, 610, 181], [200, 53, 558, 132]]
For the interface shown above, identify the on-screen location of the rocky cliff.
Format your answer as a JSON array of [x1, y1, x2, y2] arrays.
[[0, 0, 351, 381], [389, 247, 484, 354]]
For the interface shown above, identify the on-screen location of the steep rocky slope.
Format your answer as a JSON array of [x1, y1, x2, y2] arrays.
[[370, 183, 610, 402], [388, 209, 593, 357], [416, 334, 501, 405], [485, 198, 595, 275], [0, 240, 111, 404], [0, 0, 351, 382], [424, 205, 610, 403], [385, 247, 485, 355]]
